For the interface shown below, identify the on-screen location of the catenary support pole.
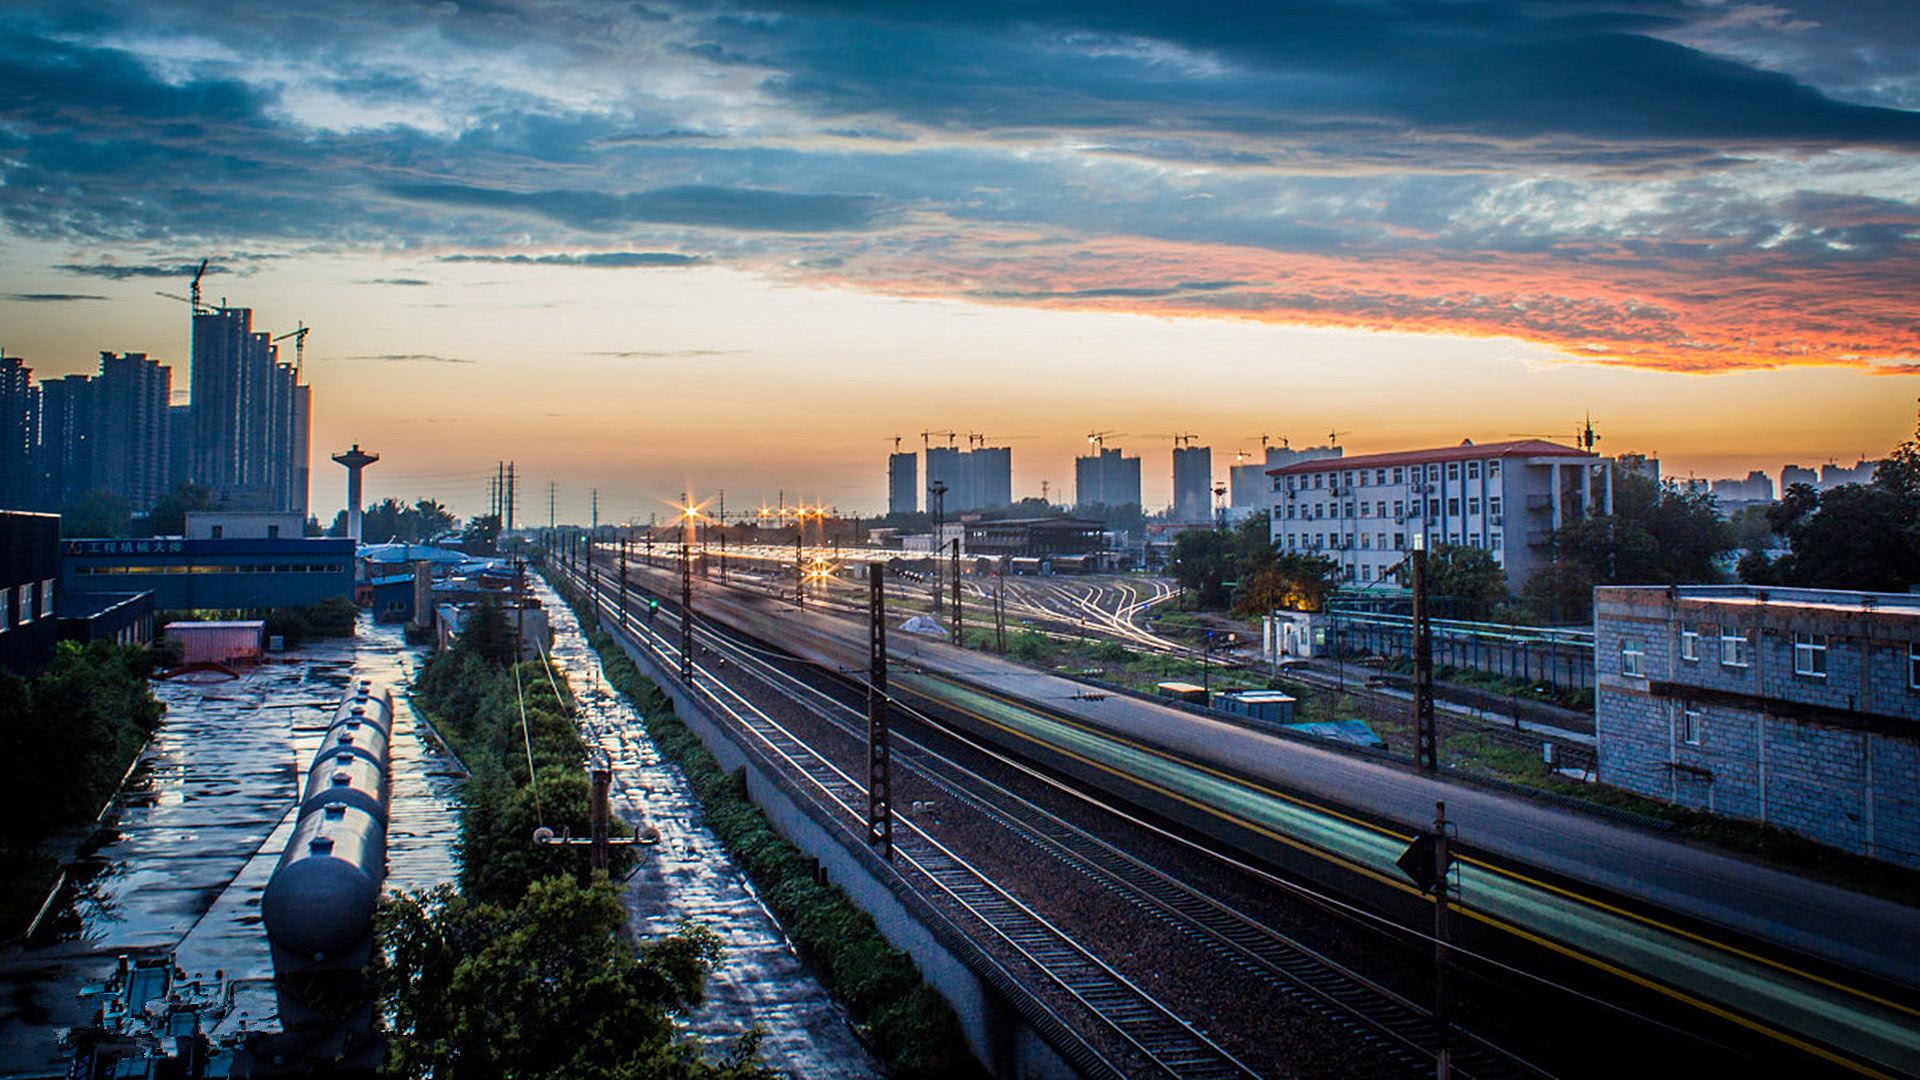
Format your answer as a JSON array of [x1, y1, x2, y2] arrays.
[[1412, 535, 1437, 773], [867, 564, 892, 860]]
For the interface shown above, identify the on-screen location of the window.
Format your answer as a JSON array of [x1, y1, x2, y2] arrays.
[[1393, 500, 1404, 518], [1680, 627, 1699, 661], [1910, 643, 1919, 690], [1394, 532, 1405, 550], [1622, 637, 1646, 678], [1491, 534, 1502, 550], [1447, 498, 1460, 517], [1467, 460, 1480, 479], [1392, 467, 1404, 483], [267, 524, 281, 538], [1447, 461, 1460, 479], [1346, 501, 1356, 518], [15, 585, 31, 625], [1360, 502, 1371, 517], [38, 580, 53, 618], [210, 524, 223, 539], [1315, 503, 1325, 519], [1467, 498, 1480, 515], [1428, 498, 1441, 517], [1792, 632, 1828, 678], [1489, 497, 1502, 516], [1314, 473, 1324, 489], [1488, 460, 1501, 477], [1377, 501, 1387, 518], [1361, 533, 1372, 549], [1376, 469, 1387, 485], [1720, 629, 1750, 668], [1361, 565, 1373, 581], [1286, 505, 1296, 519], [1681, 705, 1703, 745]]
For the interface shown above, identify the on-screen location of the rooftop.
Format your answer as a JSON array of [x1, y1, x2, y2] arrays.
[[1602, 584, 1920, 618], [1270, 438, 1596, 476]]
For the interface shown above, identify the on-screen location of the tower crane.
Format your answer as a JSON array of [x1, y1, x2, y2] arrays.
[[920, 429, 959, 449], [153, 259, 212, 315], [1327, 429, 1352, 447], [1085, 429, 1120, 451], [273, 321, 310, 376]]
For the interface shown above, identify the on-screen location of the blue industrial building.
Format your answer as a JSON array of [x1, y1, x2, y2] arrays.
[[62, 535, 353, 612]]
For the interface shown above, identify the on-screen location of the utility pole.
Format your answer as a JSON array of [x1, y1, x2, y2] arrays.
[[645, 527, 653, 568], [950, 538, 962, 645], [506, 462, 515, 534], [867, 563, 893, 860], [1412, 534, 1437, 773], [591, 488, 599, 534], [928, 480, 947, 619], [719, 526, 728, 584], [590, 759, 612, 874], [680, 532, 694, 682], [619, 537, 629, 621], [1433, 800, 1454, 1080], [995, 571, 1010, 650], [548, 480, 557, 533]]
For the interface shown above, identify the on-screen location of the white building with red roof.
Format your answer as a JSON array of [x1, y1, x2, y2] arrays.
[[1267, 438, 1612, 590]]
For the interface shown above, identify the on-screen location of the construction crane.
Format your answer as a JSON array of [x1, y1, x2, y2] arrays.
[[1327, 429, 1352, 447], [273, 321, 310, 376], [153, 259, 212, 315], [920, 429, 958, 449], [1086, 429, 1120, 451], [889, 435, 903, 453], [1172, 432, 1197, 449]]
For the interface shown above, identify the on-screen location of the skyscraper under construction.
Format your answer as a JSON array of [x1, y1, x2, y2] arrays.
[[190, 306, 309, 516]]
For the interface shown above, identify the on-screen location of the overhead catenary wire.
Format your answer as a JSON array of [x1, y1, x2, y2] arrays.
[[512, 656, 543, 820]]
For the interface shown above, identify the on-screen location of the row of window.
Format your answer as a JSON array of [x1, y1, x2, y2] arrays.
[[74, 563, 346, 576], [0, 579, 56, 631], [1626, 630, 1920, 688], [1282, 530, 1506, 554], [1280, 459, 1505, 493], [1281, 497, 1504, 521]]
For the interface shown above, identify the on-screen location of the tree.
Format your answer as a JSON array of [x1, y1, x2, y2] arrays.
[[457, 595, 520, 668], [141, 481, 214, 536], [1233, 552, 1341, 615], [1166, 528, 1234, 608], [1747, 413, 1920, 592], [1522, 465, 1733, 622], [378, 877, 769, 1080], [60, 489, 131, 538], [1426, 543, 1506, 620], [462, 513, 502, 553]]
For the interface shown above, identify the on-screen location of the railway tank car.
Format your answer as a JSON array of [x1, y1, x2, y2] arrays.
[[262, 680, 393, 973]]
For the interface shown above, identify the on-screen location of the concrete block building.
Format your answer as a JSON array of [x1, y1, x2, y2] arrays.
[[1268, 438, 1610, 588], [1594, 585, 1919, 868]]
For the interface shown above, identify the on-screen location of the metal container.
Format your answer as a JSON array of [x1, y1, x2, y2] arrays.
[[166, 620, 265, 665], [262, 804, 387, 964]]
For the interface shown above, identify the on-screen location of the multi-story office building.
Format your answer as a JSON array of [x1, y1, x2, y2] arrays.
[[1171, 444, 1213, 523], [0, 356, 38, 510], [1709, 470, 1774, 506], [1820, 459, 1880, 489], [191, 306, 309, 512], [92, 352, 173, 513], [1075, 446, 1142, 510], [1228, 444, 1343, 522], [1268, 438, 1610, 588], [1594, 584, 1920, 868], [887, 450, 917, 514]]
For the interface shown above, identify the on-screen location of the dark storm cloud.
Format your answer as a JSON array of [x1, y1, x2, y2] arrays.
[[8, 292, 107, 301], [436, 251, 707, 268], [53, 261, 234, 279], [738, 1, 1920, 145], [358, 277, 433, 286], [386, 181, 886, 233]]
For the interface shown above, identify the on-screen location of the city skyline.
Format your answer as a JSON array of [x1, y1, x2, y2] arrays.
[[0, 1, 1915, 519]]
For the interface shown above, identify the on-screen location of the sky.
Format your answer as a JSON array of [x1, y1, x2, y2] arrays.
[[1, 0, 1915, 521]]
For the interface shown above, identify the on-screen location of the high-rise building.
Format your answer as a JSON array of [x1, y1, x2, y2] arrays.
[[190, 306, 308, 512], [0, 356, 37, 510], [926, 445, 964, 513], [969, 445, 1012, 511], [1171, 444, 1213, 522], [1075, 446, 1142, 510], [36, 374, 94, 509], [92, 352, 172, 513], [1780, 464, 1817, 492], [887, 451, 917, 514], [166, 405, 194, 491]]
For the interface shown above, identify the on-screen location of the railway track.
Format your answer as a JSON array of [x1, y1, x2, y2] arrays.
[[562, 560, 1257, 1078], [564, 555, 1548, 1079]]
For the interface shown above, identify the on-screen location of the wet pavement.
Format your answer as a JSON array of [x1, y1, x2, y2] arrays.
[[539, 581, 882, 1079], [0, 619, 462, 1078]]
